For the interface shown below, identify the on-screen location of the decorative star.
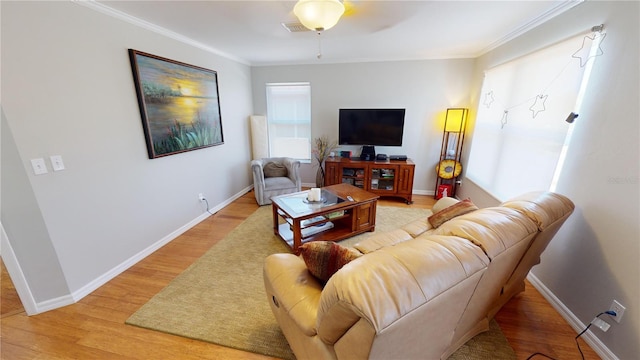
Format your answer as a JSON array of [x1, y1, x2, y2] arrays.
[[572, 32, 606, 67], [530, 95, 548, 118], [484, 91, 495, 108], [500, 110, 509, 129]]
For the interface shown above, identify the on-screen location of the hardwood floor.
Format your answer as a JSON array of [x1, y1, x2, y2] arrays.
[[1, 191, 598, 359]]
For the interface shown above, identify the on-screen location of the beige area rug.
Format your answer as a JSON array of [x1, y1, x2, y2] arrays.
[[126, 205, 515, 360]]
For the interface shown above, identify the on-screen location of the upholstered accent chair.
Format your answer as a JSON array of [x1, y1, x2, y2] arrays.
[[251, 157, 301, 206]]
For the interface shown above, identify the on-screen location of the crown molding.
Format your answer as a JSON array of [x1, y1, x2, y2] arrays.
[[72, 0, 585, 67], [71, 0, 250, 66], [476, 0, 584, 57]]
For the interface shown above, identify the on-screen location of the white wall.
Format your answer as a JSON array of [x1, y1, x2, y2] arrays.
[[3, 3, 636, 358], [251, 59, 475, 193], [1, 1, 253, 309], [459, 1, 639, 359]]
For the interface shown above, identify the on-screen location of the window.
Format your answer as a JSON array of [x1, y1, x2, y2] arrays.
[[466, 31, 603, 200], [265, 82, 311, 160]]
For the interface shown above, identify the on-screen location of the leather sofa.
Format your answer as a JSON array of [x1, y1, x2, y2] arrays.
[[263, 191, 574, 359]]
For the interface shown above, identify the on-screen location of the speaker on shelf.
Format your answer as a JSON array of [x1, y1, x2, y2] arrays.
[[376, 154, 388, 160], [360, 145, 376, 161], [389, 155, 408, 161]]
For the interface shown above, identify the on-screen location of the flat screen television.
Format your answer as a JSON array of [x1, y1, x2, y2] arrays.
[[338, 108, 405, 146]]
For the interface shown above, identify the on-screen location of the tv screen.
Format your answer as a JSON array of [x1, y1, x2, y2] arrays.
[[338, 109, 405, 146]]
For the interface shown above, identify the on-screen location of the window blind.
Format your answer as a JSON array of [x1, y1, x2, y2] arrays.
[[265, 82, 311, 160], [466, 31, 602, 200]]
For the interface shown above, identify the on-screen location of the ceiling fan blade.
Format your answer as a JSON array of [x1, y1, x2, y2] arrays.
[[339, 1, 418, 34]]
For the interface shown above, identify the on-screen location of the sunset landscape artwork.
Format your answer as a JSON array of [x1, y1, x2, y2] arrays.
[[129, 49, 224, 158]]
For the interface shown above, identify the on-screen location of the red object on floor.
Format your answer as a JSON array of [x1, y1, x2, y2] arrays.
[[436, 184, 452, 199]]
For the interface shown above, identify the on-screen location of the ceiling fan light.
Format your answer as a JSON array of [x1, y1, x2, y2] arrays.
[[294, 0, 345, 31]]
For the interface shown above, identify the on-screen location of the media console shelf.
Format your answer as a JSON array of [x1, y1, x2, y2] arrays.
[[324, 157, 415, 204]]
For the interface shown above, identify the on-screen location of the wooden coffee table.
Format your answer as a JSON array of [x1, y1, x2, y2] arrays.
[[271, 183, 379, 254]]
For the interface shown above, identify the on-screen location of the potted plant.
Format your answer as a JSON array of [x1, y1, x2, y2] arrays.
[[313, 136, 338, 188]]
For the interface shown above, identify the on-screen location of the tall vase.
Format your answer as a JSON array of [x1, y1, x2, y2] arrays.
[[315, 165, 324, 188]]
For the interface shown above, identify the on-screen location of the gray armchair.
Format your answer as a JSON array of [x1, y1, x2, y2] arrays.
[[251, 157, 302, 206]]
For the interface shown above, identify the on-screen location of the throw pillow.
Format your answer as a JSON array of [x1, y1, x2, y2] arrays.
[[263, 162, 288, 178], [299, 241, 361, 282], [431, 196, 460, 214], [428, 198, 479, 228]]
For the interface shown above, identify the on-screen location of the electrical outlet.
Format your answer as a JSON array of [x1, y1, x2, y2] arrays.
[[198, 193, 205, 201], [610, 300, 626, 323], [591, 317, 611, 332]]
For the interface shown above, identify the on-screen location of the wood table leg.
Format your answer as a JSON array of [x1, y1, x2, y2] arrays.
[[292, 219, 302, 254], [272, 204, 279, 235]]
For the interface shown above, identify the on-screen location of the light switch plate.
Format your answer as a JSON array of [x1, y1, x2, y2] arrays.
[[31, 158, 48, 175], [50, 155, 65, 171]]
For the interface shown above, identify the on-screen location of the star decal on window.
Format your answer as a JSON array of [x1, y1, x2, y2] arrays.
[[500, 110, 509, 129], [572, 32, 606, 67], [484, 91, 495, 108], [530, 95, 548, 118]]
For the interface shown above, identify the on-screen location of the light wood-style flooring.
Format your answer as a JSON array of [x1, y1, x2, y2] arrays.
[[1, 191, 598, 359]]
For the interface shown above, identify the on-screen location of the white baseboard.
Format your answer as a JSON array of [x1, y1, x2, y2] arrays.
[[4, 186, 252, 315], [69, 185, 253, 304], [1, 222, 39, 315], [527, 273, 618, 360], [69, 212, 213, 303], [412, 189, 434, 196], [35, 294, 76, 314]]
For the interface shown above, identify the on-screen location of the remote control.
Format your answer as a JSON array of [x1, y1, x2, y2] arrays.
[[347, 196, 354, 201]]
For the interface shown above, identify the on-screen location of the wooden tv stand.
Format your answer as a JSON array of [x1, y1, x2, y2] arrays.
[[324, 157, 415, 204]]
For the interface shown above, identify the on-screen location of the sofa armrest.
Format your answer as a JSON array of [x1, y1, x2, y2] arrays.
[[501, 191, 574, 231], [283, 158, 302, 189], [251, 159, 266, 202], [263, 253, 323, 337], [251, 159, 265, 183]]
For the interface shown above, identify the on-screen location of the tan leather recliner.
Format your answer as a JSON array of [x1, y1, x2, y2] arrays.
[[263, 191, 574, 359]]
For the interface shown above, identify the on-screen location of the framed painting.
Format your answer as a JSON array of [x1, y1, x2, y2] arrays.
[[128, 49, 224, 158]]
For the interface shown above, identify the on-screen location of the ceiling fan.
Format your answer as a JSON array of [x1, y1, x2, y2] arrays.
[[279, 0, 346, 59], [282, 0, 348, 33], [282, 1, 411, 59], [283, 1, 410, 34], [294, 0, 346, 31]]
